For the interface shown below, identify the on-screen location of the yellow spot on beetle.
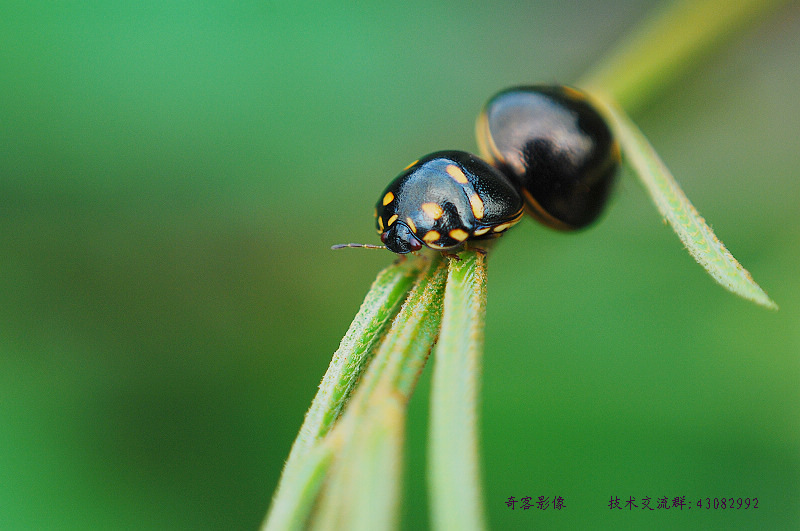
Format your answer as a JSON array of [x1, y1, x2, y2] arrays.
[[493, 222, 512, 233], [470, 194, 485, 219], [378, 216, 385, 232], [446, 164, 468, 184], [382, 192, 395, 206], [421, 202, 444, 220], [449, 229, 468, 242], [473, 227, 491, 236], [422, 230, 440, 243], [403, 159, 419, 171], [387, 214, 398, 226], [405, 217, 416, 233]]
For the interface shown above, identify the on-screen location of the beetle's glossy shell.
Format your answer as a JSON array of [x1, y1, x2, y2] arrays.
[[477, 85, 620, 229], [376, 151, 523, 253]]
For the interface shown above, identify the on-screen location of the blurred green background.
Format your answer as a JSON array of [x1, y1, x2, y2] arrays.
[[1, 1, 798, 529]]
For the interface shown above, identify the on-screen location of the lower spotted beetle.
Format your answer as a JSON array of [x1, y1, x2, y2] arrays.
[[375, 151, 524, 254], [333, 85, 620, 254]]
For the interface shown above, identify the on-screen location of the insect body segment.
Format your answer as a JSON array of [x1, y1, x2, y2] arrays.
[[333, 85, 620, 255], [375, 151, 523, 254], [477, 85, 620, 229]]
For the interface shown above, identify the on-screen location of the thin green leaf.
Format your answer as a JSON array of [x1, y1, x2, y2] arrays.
[[311, 399, 405, 531], [312, 254, 448, 531], [593, 95, 777, 309], [292, 257, 424, 455], [262, 444, 335, 531], [428, 250, 488, 531], [263, 257, 424, 531]]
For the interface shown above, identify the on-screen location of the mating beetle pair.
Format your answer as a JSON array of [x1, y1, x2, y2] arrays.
[[334, 85, 620, 254]]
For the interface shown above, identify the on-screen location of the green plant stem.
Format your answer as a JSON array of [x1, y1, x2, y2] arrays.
[[262, 444, 335, 531], [579, 0, 789, 113], [428, 250, 488, 531], [311, 254, 448, 531], [312, 398, 405, 531], [291, 257, 423, 456], [263, 257, 423, 531]]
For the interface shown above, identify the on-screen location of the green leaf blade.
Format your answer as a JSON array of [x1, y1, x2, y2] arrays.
[[299, 257, 424, 451], [311, 254, 448, 531], [428, 250, 488, 531], [595, 96, 777, 309], [263, 257, 425, 531], [262, 444, 334, 531]]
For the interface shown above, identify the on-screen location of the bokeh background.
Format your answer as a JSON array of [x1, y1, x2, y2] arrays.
[[2, 1, 798, 529]]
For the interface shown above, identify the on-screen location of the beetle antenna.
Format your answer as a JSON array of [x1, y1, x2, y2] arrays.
[[331, 243, 386, 250]]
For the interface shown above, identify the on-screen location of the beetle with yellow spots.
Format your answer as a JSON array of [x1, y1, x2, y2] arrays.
[[332, 85, 620, 254], [370, 151, 525, 253]]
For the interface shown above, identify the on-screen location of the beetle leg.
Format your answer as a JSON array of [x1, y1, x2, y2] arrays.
[[441, 250, 461, 261]]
